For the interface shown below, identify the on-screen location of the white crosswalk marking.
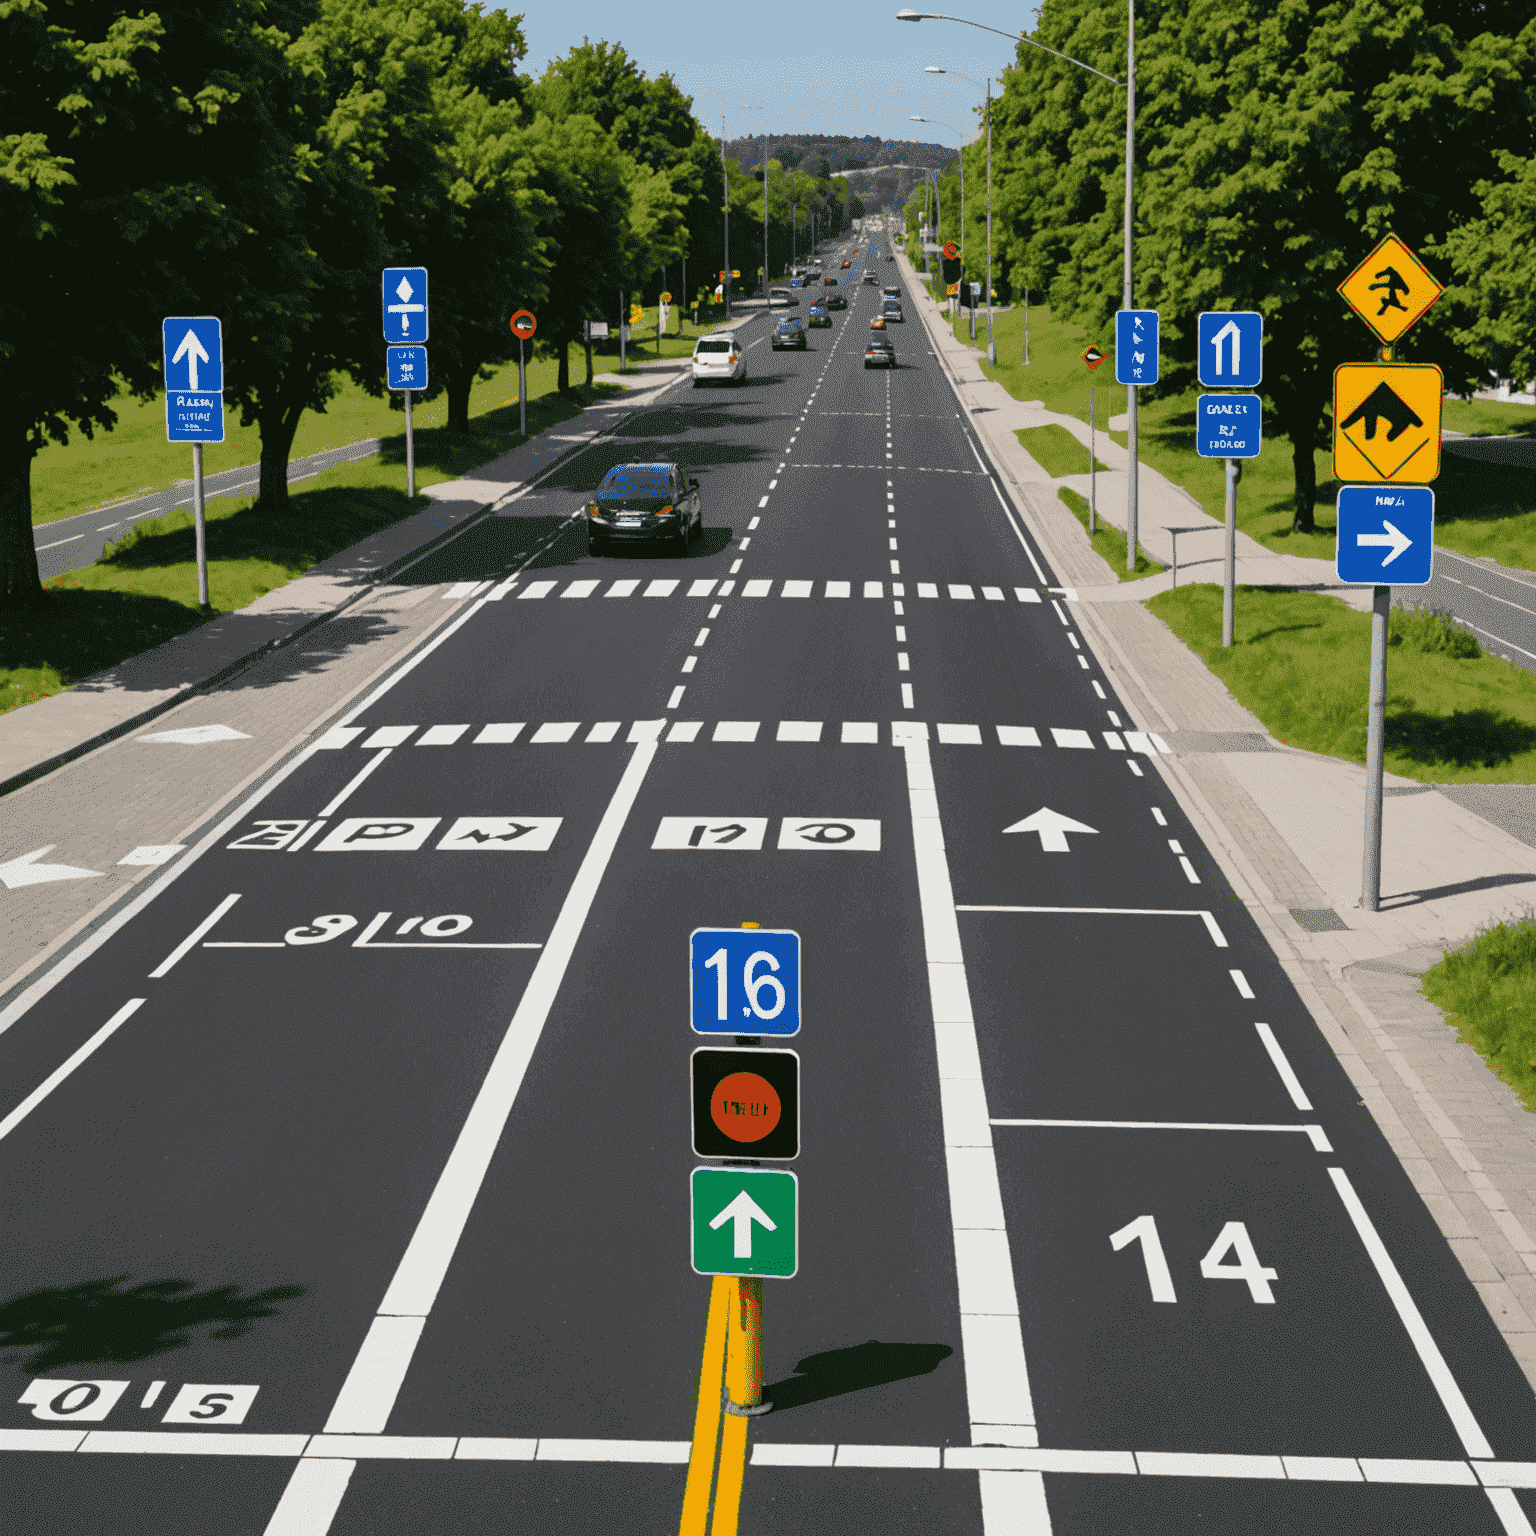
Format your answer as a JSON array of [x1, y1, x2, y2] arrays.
[[490, 577, 1043, 602], [417, 725, 469, 746], [1051, 729, 1094, 749], [864, 581, 884, 598], [363, 726, 416, 748], [518, 580, 557, 599], [714, 721, 761, 742], [530, 723, 579, 743], [1015, 588, 1041, 603], [782, 580, 814, 598], [562, 580, 599, 599], [937, 724, 983, 745], [474, 723, 524, 743], [742, 579, 772, 597], [997, 727, 1042, 746], [643, 579, 678, 597], [585, 723, 620, 742], [949, 584, 975, 600], [777, 721, 823, 742], [983, 587, 1004, 601], [606, 579, 640, 597], [687, 579, 717, 597], [826, 581, 851, 598]]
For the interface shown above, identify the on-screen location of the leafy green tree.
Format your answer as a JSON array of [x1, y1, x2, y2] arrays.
[[1, 0, 303, 602]]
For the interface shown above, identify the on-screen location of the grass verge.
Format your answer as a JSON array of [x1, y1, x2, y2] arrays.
[[1019, 425, 1108, 478], [947, 304, 1536, 572], [1058, 488, 1166, 582], [4, 378, 623, 716], [1422, 917, 1536, 1112], [1148, 583, 1536, 782]]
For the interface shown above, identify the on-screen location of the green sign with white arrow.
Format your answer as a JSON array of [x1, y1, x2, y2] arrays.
[[691, 1168, 798, 1278]]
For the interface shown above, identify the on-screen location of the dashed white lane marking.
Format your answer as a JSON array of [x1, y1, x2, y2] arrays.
[[1230, 969, 1255, 998], [1255, 1023, 1314, 1111]]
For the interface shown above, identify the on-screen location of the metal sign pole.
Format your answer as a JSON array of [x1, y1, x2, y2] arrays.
[[1124, 0, 1138, 573], [620, 290, 627, 373], [1361, 583, 1390, 911], [1089, 385, 1097, 537], [404, 389, 415, 499], [518, 339, 527, 437], [1222, 457, 1237, 646], [192, 443, 210, 612]]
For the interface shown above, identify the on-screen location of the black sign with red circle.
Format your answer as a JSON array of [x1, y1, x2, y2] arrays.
[[691, 1047, 799, 1160]]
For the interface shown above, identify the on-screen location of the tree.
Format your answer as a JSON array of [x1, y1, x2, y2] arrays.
[[1, 0, 302, 602]]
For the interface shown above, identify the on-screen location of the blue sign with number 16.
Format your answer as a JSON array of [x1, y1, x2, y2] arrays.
[[690, 929, 801, 1036]]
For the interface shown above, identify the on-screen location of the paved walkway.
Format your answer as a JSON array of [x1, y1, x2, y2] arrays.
[[898, 246, 1536, 1391]]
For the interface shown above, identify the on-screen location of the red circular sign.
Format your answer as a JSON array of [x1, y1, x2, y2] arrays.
[[942, 241, 960, 260], [710, 1072, 782, 1144], [509, 309, 537, 339]]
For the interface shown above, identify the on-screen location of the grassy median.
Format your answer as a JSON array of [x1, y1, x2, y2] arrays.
[[947, 304, 1536, 572], [1149, 583, 1536, 783], [1423, 918, 1536, 1111], [1057, 488, 1166, 583]]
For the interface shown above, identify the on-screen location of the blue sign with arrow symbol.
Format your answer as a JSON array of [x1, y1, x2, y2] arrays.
[[1335, 485, 1434, 586], [1115, 309, 1159, 386], [162, 316, 224, 443], [1197, 310, 1263, 388]]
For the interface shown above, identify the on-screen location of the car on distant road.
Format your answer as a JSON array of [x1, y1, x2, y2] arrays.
[[881, 299, 903, 323], [808, 301, 831, 327], [864, 338, 895, 369], [691, 333, 746, 387], [789, 276, 808, 288], [869, 315, 886, 330], [863, 270, 878, 284], [585, 462, 703, 555], [769, 287, 796, 307], [772, 316, 808, 350], [882, 284, 901, 299], [824, 288, 847, 310], [841, 259, 852, 269]]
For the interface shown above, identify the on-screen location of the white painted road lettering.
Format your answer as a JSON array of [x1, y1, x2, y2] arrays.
[[1113, 1217, 1278, 1304], [652, 818, 769, 850], [777, 818, 882, 851], [20, 1380, 130, 1421], [316, 819, 441, 852], [437, 817, 562, 851], [161, 1384, 261, 1424]]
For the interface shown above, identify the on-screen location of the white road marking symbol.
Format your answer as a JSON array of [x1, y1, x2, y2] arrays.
[[777, 818, 881, 851], [19, 1379, 130, 1421], [286, 915, 359, 945], [228, 820, 309, 851], [437, 817, 561, 852], [652, 817, 769, 850], [1112, 1216, 1278, 1304], [1110, 1216, 1177, 1303], [1003, 808, 1099, 852], [315, 818, 440, 852], [161, 1384, 260, 1424], [0, 846, 105, 888], [710, 1190, 777, 1258]]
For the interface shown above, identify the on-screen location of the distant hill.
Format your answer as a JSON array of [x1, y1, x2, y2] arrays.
[[722, 134, 957, 215]]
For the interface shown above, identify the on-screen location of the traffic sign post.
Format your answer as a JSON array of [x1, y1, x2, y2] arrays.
[[510, 311, 537, 437], [162, 317, 224, 613], [690, 928, 800, 1035], [1082, 345, 1106, 535], [1197, 311, 1263, 388], [383, 270, 428, 498], [692, 1047, 799, 1159], [1196, 393, 1263, 648], [1115, 309, 1158, 574]]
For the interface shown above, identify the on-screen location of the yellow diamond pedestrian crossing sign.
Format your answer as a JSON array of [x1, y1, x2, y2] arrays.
[[1333, 363, 1444, 485], [1337, 233, 1444, 345]]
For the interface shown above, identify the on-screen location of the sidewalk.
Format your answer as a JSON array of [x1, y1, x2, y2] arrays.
[[900, 246, 1536, 1389], [0, 366, 690, 796]]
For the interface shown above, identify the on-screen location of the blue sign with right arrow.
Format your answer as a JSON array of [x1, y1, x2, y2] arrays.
[[1336, 486, 1434, 586]]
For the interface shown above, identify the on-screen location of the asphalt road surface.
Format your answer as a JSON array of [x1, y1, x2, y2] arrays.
[[5, 229, 1536, 1534], [32, 438, 382, 580]]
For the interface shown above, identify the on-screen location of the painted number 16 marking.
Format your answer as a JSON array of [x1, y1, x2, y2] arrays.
[[1111, 1214, 1278, 1304]]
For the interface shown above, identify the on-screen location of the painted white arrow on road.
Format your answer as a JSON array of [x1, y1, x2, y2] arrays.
[[1357, 519, 1413, 566], [710, 1190, 777, 1258], [1210, 318, 1242, 376], [0, 846, 104, 890], [171, 329, 209, 390], [1003, 808, 1100, 853]]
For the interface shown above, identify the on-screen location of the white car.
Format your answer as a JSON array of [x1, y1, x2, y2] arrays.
[[692, 333, 747, 387]]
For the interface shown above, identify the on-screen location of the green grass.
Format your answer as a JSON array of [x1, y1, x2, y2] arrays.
[[4, 377, 623, 716], [1058, 488, 1166, 582], [1149, 583, 1536, 782], [1423, 917, 1536, 1112], [947, 305, 1536, 572], [1017, 425, 1109, 478]]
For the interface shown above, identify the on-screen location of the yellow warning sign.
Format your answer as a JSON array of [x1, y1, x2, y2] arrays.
[[1337, 233, 1444, 345], [1332, 363, 1443, 484]]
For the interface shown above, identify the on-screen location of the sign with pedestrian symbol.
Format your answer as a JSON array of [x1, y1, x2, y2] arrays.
[[691, 1168, 798, 1277], [1114, 309, 1159, 385], [690, 927, 800, 1036], [1332, 363, 1443, 484], [692, 1047, 799, 1159], [1335, 486, 1434, 586], [1337, 233, 1444, 345], [162, 317, 224, 443], [1196, 311, 1263, 388]]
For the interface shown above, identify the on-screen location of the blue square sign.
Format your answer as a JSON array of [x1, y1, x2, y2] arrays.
[[690, 928, 800, 1036], [1197, 311, 1263, 388], [162, 316, 224, 443], [1336, 486, 1434, 586], [1115, 309, 1159, 386], [387, 345, 428, 391], [1196, 394, 1262, 458], [382, 267, 428, 342]]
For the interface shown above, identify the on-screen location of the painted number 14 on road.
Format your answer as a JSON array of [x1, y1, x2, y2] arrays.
[[690, 928, 801, 1036]]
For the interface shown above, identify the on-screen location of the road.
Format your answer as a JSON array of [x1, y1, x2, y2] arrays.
[[3, 226, 1535, 1534], [32, 438, 382, 581]]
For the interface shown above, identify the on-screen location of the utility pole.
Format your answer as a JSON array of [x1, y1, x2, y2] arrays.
[[721, 116, 731, 321], [985, 75, 995, 364]]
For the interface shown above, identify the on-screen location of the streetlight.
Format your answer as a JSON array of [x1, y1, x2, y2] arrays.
[[910, 112, 965, 320], [899, 8, 1141, 572], [721, 107, 763, 322]]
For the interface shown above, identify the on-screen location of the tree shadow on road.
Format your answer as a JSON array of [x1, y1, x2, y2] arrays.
[[0, 1275, 304, 1372], [764, 1339, 953, 1413]]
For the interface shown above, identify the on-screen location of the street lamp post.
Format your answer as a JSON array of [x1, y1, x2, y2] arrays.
[[910, 111, 964, 319], [899, 7, 1135, 564]]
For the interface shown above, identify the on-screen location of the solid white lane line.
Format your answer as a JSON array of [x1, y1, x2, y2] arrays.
[[319, 749, 391, 817], [991, 1119, 1332, 1152], [1485, 1488, 1536, 1536], [1255, 1023, 1313, 1111], [150, 896, 241, 977], [903, 739, 1042, 1486], [314, 742, 660, 1448], [263, 1460, 355, 1535], [1328, 1167, 1495, 1460], [0, 999, 145, 1144], [988, 478, 1049, 584], [957, 906, 1229, 949], [35, 533, 86, 551]]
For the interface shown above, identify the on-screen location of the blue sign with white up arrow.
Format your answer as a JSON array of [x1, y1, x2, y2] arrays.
[[382, 267, 429, 342], [1115, 309, 1159, 385], [1336, 486, 1434, 586], [1197, 310, 1263, 387], [162, 316, 224, 443]]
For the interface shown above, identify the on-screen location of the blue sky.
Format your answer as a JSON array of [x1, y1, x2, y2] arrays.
[[506, 0, 1042, 151]]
